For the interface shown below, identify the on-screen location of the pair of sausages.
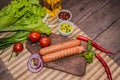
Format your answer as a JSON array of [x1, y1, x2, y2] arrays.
[[39, 39, 85, 62]]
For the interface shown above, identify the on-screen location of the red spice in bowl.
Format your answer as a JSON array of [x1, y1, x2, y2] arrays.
[[58, 11, 70, 20], [57, 9, 72, 22]]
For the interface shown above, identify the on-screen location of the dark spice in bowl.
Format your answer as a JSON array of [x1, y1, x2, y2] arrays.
[[58, 11, 70, 20]]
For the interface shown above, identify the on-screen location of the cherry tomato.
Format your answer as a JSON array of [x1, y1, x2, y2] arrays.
[[13, 42, 23, 53], [29, 31, 41, 42], [39, 37, 51, 47]]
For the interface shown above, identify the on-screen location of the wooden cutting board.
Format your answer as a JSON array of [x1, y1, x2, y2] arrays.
[[26, 33, 87, 76]]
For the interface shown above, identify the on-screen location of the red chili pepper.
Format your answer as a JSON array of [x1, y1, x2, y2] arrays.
[[95, 54, 112, 80], [77, 35, 114, 54]]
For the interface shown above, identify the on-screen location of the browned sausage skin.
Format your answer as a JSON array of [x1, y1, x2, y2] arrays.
[[40, 40, 81, 55], [42, 46, 85, 62]]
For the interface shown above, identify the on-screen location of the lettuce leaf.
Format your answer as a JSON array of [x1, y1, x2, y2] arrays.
[[0, 0, 51, 35]]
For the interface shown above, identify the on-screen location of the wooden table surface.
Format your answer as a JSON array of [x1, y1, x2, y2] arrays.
[[0, 0, 120, 80]]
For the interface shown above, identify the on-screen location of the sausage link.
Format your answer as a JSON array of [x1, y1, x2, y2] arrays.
[[42, 46, 85, 62], [40, 40, 81, 55]]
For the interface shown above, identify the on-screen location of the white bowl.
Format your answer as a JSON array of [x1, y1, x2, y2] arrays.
[[58, 21, 74, 36], [57, 9, 72, 22]]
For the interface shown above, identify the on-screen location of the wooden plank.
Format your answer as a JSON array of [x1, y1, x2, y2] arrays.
[[77, 0, 120, 39], [62, 0, 70, 6], [63, 0, 109, 24], [0, 58, 14, 80], [95, 18, 120, 55]]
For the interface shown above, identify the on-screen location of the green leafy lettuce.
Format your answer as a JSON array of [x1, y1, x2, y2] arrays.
[[0, 0, 51, 35]]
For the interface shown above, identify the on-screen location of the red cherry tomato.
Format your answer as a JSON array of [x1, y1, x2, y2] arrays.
[[13, 42, 23, 53], [29, 31, 41, 42], [39, 37, 50, 47]]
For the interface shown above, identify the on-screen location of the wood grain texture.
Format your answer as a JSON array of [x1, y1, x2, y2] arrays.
[[76, 0, 120, 39], [95, 18, 120, 53], [63, 0, 109, 25], [95, 18, 120, 65]]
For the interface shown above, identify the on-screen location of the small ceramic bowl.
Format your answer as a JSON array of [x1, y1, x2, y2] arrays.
[[57, 9, 72, 22], [58, 21, 74, 36]]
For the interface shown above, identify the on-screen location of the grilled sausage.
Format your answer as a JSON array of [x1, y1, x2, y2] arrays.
[[40, 40, 81, 55], [42, 46, 85, 62]]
